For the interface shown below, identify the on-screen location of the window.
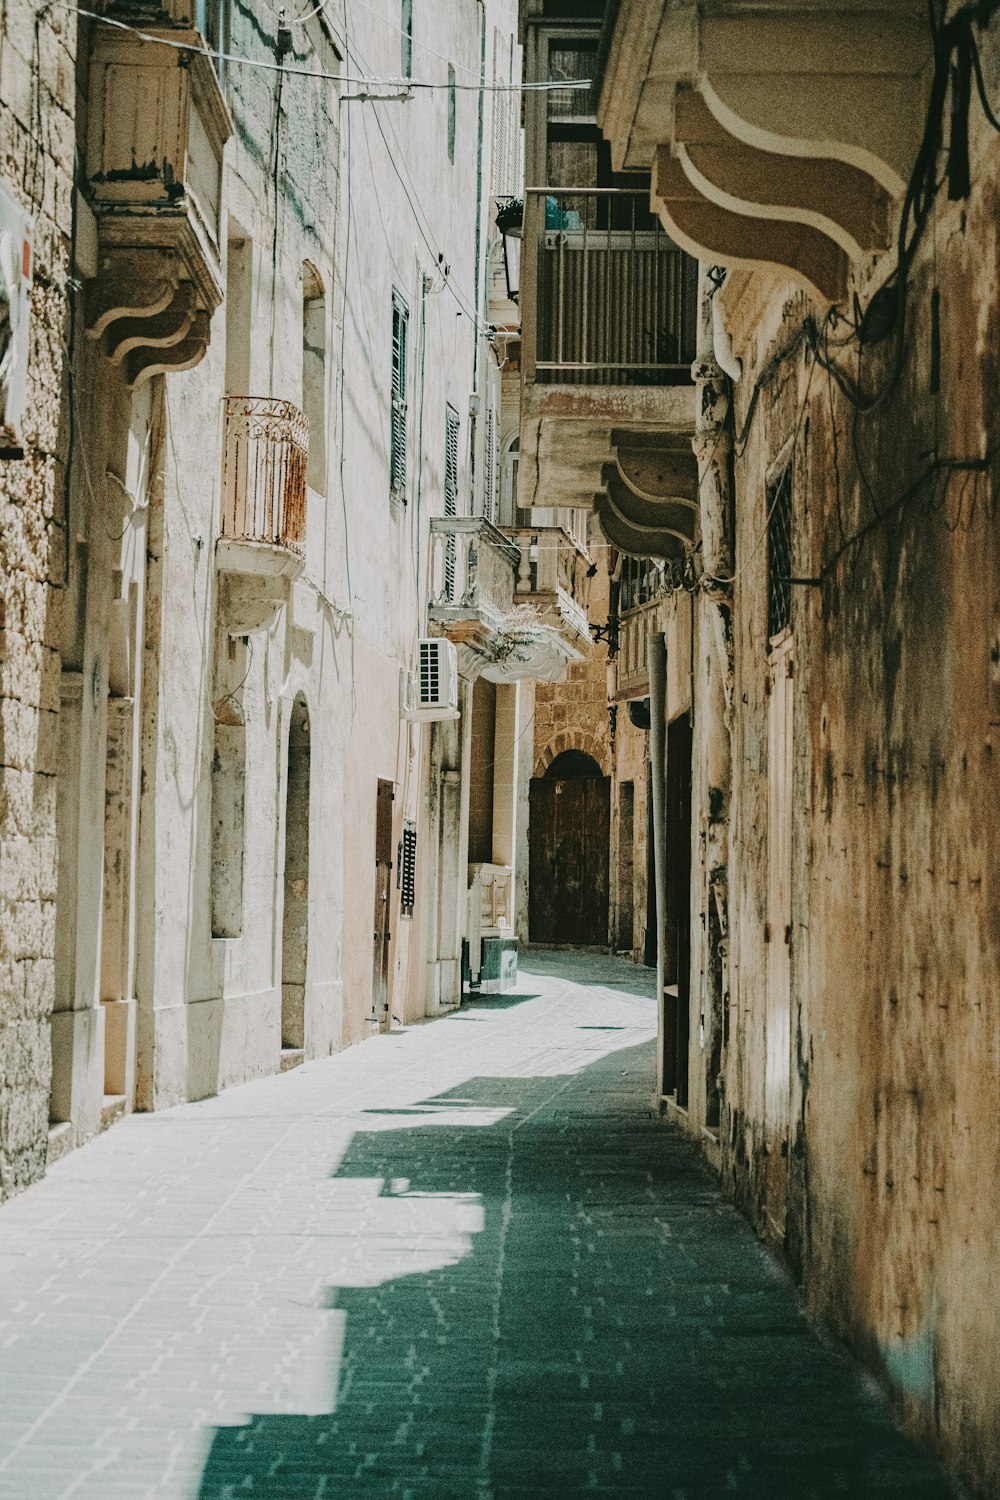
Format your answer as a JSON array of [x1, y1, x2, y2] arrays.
[[499, 435, 519, 527], [401, 0, 413, 78], [398, 820, 417, 918], [447, 65, 457, 163], [767, 464, 793, 640], [197, 0, 230, 81], [484, 403, 496, 524], [390, 291, 408, 497], [444, 404, 460, 597], [302, 262, 326, 495]]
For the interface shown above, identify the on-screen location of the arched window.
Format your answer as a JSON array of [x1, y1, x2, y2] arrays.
[[302, 262, 326, 495], [499, 434, 519, 527]]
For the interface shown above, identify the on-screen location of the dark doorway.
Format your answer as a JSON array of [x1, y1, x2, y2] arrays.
[[616, 780, 634, 953], [372, 779, 395, 1027], [529, 751, 610, 946], [663, 715, 693, 1106], [281, 695, 311, 1054]]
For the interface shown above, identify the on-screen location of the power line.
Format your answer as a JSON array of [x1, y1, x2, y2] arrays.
[[57, 5, 587, 92]]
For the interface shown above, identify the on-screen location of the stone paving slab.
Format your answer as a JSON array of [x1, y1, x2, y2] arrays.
[[0, 952, 955, 1499]]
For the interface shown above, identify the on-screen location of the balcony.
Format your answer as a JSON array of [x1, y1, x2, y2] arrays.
[[216, 399, 309, 618], [519, 188, 698, 515], [428, 518, 582, 683], [507, 525, 592, 648], [83, 15, 233, 384], [596, 3, 928, 303], [613, 558, 693, 702], [428, 517, 519, 652]]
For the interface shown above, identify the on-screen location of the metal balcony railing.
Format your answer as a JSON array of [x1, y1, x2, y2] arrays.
[[220, 397, 309, 554], [523, 188, 698, 386], [429, 517, 519, 622]]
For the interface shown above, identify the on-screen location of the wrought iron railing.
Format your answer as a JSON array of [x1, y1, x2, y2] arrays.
[[220, 397, 309, 553], [428, 516, 519, 622], [523, 188, 698, 385]]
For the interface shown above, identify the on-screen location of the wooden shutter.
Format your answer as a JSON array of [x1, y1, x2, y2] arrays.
[[391, 292, 408, 496], [444, 404, 459, 599]]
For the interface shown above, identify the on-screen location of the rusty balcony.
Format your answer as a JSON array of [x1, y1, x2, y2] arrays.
[[216, 398, 309, 590]]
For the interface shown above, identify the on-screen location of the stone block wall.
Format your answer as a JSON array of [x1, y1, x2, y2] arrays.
[[0, 1, 76, 1197]]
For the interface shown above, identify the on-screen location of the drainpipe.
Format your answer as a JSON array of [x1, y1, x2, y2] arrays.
[[472, 0, 487, 396], [647, 631, 669, 1103]]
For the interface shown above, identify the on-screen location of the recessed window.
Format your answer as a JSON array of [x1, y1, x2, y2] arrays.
[[767, 464, 793, 641], [401, 0, 413, 78], [447, 65, 457, 163], [390, 291, 409, 498]]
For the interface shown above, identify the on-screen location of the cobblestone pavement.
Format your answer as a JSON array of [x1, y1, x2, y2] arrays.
[[0, 952, 953, 1500]]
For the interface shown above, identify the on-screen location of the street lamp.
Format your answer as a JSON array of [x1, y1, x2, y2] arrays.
[[495, 196, 522, 304]]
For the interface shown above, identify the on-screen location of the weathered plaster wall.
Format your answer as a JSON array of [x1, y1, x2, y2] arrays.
[[0, 1, 76, 1196], [719, 111, 1000, 1494]]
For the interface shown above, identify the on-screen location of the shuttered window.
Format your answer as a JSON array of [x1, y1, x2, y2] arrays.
[[401, 0, 412, 78], [390, 291, 408, 498], [398, 819, 417, 918], [444, 404, 460, 599], [484, 404, 496, 524]]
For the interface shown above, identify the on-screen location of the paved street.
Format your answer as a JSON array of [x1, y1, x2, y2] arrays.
[[0, 953, 951, 1500]]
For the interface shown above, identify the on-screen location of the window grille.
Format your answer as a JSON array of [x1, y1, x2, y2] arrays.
[[444, 404, 460, 598], [398, 819, 417, 918], [767, 464, 793, 640], [390, 292, 408, 497]]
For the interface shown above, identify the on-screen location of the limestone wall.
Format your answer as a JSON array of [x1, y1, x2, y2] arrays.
[[716, 99, 1000, 1496], [0, 1, 76, 1197]]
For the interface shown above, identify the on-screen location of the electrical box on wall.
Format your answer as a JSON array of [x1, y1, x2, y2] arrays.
[[0, 182, 33, 460], [400, 638, 460, 722]]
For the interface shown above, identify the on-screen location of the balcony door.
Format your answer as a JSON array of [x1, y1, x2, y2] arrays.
[[372, 780, 395, 1029]]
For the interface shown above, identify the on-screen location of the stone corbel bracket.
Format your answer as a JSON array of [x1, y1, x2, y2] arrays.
[[83, 23, 233, 385]]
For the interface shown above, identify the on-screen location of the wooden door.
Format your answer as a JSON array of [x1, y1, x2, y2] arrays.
[[529, 776, 610, 945], [372, 779, 394, 1027], [765, 635, 794, 1229]]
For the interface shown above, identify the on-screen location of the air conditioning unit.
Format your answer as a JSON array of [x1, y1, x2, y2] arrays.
[[0, 183, 33, 459], [400, 638, 460, 722]]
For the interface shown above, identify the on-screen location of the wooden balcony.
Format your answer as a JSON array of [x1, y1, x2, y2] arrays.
[[506, 524, 592, 648], [216, 398, 309, 587], [83, 15, 233, 384]]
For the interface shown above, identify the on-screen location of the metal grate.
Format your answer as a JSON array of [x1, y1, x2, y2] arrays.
[[418, 640, 440, 705], [398, 819, 417, 918], [390, 291, 408, 496], [767, 465, 793, 640], [530, 189, 699, 386]]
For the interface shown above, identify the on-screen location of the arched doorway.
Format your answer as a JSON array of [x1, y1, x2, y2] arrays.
[[529, 750, 610, 946], [281, 694, 311, 1056]]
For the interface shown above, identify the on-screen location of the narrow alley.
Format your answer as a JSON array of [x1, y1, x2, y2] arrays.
[[0, 954, 951, 1500]]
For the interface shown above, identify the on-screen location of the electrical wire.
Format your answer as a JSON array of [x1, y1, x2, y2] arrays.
[[53, 4, 588, 91]]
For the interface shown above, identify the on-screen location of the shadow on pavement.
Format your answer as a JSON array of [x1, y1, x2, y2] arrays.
[[195, 1041, 952, 1500]]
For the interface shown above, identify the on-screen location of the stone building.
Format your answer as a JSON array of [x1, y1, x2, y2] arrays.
[[1, 0, 593, 1189], [512, 0, 1000, 1491]]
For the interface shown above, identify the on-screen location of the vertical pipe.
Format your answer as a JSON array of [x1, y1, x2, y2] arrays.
[[647, 630, 670, 1102]]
